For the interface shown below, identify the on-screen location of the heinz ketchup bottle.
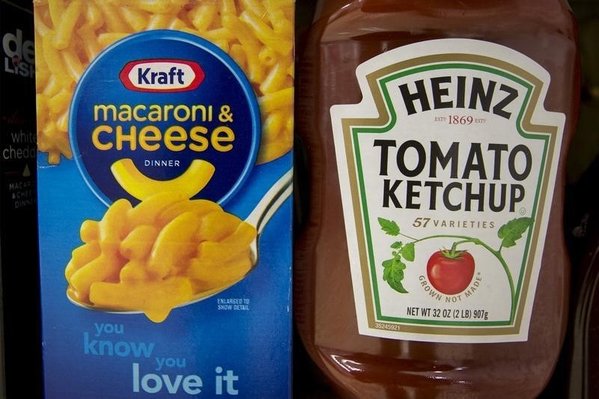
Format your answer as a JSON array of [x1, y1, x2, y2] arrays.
[[294, 0, 580, 397]]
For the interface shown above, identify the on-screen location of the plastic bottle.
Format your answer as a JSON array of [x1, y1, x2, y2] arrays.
[[294, 1, 580, 397]]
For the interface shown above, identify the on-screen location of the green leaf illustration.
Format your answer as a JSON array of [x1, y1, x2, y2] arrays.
[[498, 217, 534, 248], [378, 217, 400, 236], [383, 258, 408, 293], [401, 242, 415, 262]]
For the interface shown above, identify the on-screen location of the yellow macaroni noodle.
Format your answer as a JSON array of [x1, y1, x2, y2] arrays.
[[34, 0, 294, 164], [65, 192, 257, 322], [111, 158, 216, 200]]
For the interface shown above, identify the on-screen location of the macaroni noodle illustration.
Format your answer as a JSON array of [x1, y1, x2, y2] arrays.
[[34, 0, 294, 164], [65, 192, 257, 323], [111, 158, 215, 200]]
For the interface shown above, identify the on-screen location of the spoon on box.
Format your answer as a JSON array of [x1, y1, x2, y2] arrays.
[[67, 169, 293, 318]]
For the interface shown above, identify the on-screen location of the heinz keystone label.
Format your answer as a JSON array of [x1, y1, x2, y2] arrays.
[[331, 39, 565, 343]]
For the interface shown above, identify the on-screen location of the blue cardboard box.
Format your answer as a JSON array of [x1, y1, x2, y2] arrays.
[[34, 2, 294, 398]]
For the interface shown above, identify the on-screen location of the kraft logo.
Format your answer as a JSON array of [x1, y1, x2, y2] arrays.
[[119, 59, 205, 93]]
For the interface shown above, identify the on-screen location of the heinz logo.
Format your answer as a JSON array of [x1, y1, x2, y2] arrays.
[[119, 59, 204, 93]]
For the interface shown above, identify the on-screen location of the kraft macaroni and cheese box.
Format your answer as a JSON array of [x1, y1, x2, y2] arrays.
[[1, 1, 43, 398], [34, 2, 294, 398]]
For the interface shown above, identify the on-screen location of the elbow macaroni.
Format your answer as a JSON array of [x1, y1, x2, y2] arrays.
[[34, 0, 294, 164], [65, 192, 257, 323], [111, 158, 216, 200]]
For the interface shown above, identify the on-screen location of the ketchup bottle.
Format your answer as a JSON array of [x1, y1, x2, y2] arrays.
[[294, 1, 580, 397]]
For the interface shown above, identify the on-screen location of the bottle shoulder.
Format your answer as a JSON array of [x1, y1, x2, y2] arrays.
[[312, 2, 576, 46]]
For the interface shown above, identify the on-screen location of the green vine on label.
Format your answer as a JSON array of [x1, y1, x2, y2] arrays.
[[378, 216, 534, 319]]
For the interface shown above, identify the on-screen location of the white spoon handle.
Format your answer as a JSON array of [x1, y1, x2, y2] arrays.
[[246, 169, 293, 233]]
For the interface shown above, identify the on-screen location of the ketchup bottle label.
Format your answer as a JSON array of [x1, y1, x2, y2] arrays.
[[331, 39, 565, 343]]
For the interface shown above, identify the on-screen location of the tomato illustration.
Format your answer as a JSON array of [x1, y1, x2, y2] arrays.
[[426, 250, 475, 295]]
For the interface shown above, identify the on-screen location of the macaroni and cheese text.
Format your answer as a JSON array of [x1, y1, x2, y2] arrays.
[[34, 0, 294, 164]]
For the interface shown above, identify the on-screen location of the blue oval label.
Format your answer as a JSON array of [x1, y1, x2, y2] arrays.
[[70, 30, 261, 205]]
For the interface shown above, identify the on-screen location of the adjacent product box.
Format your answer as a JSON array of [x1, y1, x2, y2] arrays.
[[1, 1, 42, 398], [34, 2, 294, 398]]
